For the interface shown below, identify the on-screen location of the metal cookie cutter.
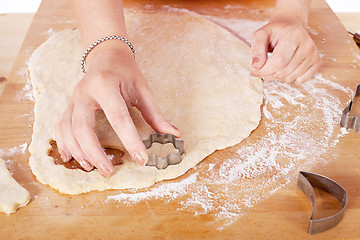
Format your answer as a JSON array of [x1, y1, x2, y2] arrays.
[[340, 84, 360, 132], [297, 171, 348, 234], [143, 133, 185, 170]]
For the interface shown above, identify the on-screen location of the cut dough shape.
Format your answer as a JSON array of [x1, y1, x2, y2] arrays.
[[0, 158, 30, 214], [28, 10, 263, 194]]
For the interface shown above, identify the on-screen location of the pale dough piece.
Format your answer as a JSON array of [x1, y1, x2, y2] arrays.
[[0, 158, 30, 214], [146, 143, 178, 158], [28, 10, 263, 194]]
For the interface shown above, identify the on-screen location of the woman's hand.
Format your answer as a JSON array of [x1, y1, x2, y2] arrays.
[[55, 42, 181, 177], [250, 17, 322, 84]]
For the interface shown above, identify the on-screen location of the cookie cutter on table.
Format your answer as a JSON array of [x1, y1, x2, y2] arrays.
[[297, 171, 347, 235], [340, 84, 360, 132], [143, 133, 185, 170]]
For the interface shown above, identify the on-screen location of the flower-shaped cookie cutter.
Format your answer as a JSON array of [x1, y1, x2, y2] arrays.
[[143, 133, 185, 170]]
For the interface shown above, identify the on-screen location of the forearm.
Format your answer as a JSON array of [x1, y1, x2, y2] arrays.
[[71, 0, 130, 66], [71, 0, 127, 47], [271, 0, 311, 27]]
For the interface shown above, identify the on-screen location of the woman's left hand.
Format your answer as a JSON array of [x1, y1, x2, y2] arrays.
[[250, 17, 322, 84]]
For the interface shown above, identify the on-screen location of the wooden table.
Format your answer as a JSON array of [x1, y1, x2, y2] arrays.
[[1, 0, 360, 239], [0, 13, 34, 79]]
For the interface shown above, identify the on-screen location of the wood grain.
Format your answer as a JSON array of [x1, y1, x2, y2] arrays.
[[0, 13, 34, 78], [335, 12, 360, 34], [0, 0, 360, 239]]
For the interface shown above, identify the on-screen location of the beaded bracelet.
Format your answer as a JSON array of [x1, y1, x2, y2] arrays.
[[80, 35, 135, 73]]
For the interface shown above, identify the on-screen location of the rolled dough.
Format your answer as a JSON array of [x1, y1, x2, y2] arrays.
[[28, 10, 263, 194], [0, 158, 30, 214]]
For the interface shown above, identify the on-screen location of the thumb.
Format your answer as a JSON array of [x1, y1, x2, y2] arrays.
[[251, 27, 270, 70]]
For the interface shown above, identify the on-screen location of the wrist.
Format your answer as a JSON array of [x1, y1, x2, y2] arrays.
[[271, 0, 311, 28], [84, 38, 135, 71], [269, 13, 307, 28]]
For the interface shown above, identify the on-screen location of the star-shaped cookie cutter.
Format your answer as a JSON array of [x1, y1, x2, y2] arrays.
[[143, 133, 185, 170]]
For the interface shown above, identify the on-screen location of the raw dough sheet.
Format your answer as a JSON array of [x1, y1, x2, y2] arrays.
[[0, 158, 30, 214], [28, 10, 262, 194]]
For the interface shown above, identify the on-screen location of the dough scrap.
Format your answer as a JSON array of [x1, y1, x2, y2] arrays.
[[28, 10, 263, 194], [0, 158, 30, 214]]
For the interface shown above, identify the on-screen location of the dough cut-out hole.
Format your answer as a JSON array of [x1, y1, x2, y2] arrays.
[[146, 142, 179, 158], [48, 141, 124, 171], [0, 77, 7, 83]]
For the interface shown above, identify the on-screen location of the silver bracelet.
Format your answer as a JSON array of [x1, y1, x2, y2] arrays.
[[80, 35, 135, 73]]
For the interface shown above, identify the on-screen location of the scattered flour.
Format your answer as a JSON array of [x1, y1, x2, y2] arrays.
[[204, 17, 267, 45], [350, 51, 360, 69], [106, 10, 354, 230], [307, 27, 319, 36], [162, 5, 267, 46], [13, 6, 354, 231], [16, 79, 35, 102], [0, 142, 29, 174], [16, 65, 35, 102], [52, 16, 73, 24], [107, 73, 352, 230], [45, 28, 54, 36], [0, 142, 29, 158], [353, 52, 360, 60], [340, 127, 349, 135], [107, 154, 115, 161], [107, 173, 198, 204]]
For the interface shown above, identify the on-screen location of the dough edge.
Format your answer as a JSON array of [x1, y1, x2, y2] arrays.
[[28, 10, 263, 195], [0, 158, 31, 214]]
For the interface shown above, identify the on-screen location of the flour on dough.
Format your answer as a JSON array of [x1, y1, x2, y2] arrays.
[[0, 158, 30, 214], [28, 10, 263, 194]]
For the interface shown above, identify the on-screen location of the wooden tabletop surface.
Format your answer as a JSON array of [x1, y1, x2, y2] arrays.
[[0, 0, 360, 239]]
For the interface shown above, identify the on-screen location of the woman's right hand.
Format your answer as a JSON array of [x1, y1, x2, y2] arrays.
[[55, 41, 181, 178]]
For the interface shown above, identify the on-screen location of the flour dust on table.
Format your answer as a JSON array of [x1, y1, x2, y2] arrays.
[[106, 8, 353, 230]]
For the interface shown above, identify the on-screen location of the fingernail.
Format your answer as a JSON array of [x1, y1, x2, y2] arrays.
[[98, 162, 114, 177], [171, 124, 182, 137], [62, 151, 72, 162], [80, 159, 93, 172], [294, 79, 302, 85], [250, 71, 258, 77], [59, 150, 66, 162], [171, 124, 180, 132], [252, 57, 260, 69], [66, 152, 72, 162], [134, 153, 148, 166]]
